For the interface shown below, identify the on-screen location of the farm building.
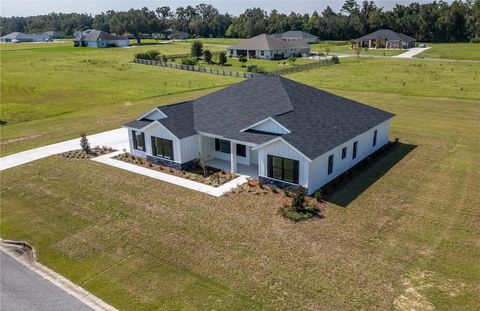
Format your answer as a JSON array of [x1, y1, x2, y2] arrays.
[[352, 29, 416, 49], [227, 34, 310, 60], [273, 31, 318, 44], [124, 75, 394, 195], [0, 32, 51, 43], [73, 30, 129, 48]]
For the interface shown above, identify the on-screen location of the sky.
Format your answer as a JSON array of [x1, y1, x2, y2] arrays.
[[1, 0, 442, 17]]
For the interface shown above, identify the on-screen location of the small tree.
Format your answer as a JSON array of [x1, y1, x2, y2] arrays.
[[325, 47, 330, 56], [204, 49, 212, 64], [355, 48, 361, 58], [161, 54, 168, 63], [238, 55, 248, 67], [218, 51, 227, 65], [291, 186, 306, 213], [191, 40, 203, 58], [287, 57, 297, 66], [196, 152, 211, 177], [80, 133, 91, 154]]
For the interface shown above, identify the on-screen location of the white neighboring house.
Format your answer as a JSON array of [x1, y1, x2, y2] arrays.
[[227, 34, 310, 60], [73, 30, 129, 48], [0, 32, 51, 43], [273, 31, 319, 44], [124, 76, 394, 195]]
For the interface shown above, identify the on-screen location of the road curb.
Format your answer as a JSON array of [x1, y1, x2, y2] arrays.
[[0, 240, 118, 311]]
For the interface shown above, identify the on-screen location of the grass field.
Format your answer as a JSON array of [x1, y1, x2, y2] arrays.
[[184, 37, 241, 45], [0, 43, 238, 155], [414, 43, 480, 61], [1, 40, 480, 310], [311, 41, 406, 56]]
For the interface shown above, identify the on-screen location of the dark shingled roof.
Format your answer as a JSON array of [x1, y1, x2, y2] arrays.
[[355, 29, 415, 43], [277, 31, 318, 40], [123, 119, 152, 130], [81, 30, 128, 41], [228, 34, 309, 51], [125, 76, 394, 159]]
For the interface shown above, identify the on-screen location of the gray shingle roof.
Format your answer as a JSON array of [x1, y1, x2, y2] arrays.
[[80, 31, 128, 42], [125, 76, 394, 160], [228, 34, 308, 51], [123, 119, 152, 130], [355, 29, 415, 42], [278, 31, 318, 40]]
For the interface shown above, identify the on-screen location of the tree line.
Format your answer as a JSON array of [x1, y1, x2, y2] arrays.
[[1, 1, 479, 43]]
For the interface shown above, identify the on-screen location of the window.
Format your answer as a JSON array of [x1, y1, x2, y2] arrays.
[[214, 138, 231, 154], [328, 154, 334, 175], [342, 147, 347, 159], [373, 129, 378, 147], [132, 130, 145, 151], [267, 155, 299, 184], [151, 137, 174, 160], [260, 50, 264, 56], [236, 144, 246, 157], [352, 141, 358, 159]]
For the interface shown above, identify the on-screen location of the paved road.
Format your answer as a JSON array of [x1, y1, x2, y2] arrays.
[[0, 128, 129, 171], [0, 250, 93, 311]]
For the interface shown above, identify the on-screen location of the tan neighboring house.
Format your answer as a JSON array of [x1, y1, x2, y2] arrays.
[[227, 34, 310, 60]]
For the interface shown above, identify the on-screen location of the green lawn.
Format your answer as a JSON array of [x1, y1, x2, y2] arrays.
[[311, 41, 406, 56], [0, 43, 238, 155], [413, 43, 480, 61]]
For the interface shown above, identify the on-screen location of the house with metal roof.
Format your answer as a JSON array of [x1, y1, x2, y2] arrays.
[[124, 75, 394, 194], [73, 30, 129, 48], [352, 29, 416, 49], [227, 34, 310, 60], [0, 32, 51, 43], [273, 31, 318, 44]]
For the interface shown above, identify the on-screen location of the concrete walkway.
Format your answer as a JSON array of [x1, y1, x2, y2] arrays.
[[0, 128, 129, 171], [394, 47, 431, 58], [92, 151, 248, 197]]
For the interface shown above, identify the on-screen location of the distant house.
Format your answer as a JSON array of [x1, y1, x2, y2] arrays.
[[43, 31, 63, 39], [227, 34, 310, 60], [352, 29, 416, 49], [273, 31, 318, 44], [73, 30, 129, 48], [0, 32, 51, 43], [124, 75, 394, 195]]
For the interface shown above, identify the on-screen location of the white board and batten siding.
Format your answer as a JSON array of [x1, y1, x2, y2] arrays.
[[307, 119, 392, 194], [249, 118, 289, 135], [257, 139, 310, 187], [128, 123, 199, 164], [200, 136, 251, 165]]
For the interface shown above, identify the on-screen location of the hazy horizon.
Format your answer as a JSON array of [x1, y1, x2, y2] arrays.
[[1, 0, 446, 17]]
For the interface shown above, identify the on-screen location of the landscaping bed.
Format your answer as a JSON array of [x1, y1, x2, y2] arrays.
[[113, 152, 237, 187], [59, 146, 116, 159]]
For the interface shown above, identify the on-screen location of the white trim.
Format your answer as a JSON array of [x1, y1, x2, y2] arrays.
[[134, 121, 180, 140], [137, 107, 167, 121], [240, 117, 291, 133], [252, 137, 312, 162]]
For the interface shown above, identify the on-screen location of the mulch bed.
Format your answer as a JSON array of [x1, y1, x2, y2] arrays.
[[59, 147, 116, 160], [113, 152, 237, 187]]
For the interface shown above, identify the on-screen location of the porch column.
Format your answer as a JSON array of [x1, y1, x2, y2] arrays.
[[230, 142, 237, 174]]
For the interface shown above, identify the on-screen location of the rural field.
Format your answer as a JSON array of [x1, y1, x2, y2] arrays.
[[414, 42, 480, 61], [310, 41, 406, 56], [1, 41, 480, 310]]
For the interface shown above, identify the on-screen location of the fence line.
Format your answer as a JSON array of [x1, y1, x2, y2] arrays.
[[134, 57, 337, 78], [134, 58, 257, 78]]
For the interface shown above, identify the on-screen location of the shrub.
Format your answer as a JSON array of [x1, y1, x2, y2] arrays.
[[161, 54, 168, 62], [181, 57, 197, 66], [204, 49, 212, 63], [470, 37, 480, 43], [314, 190, 322, 202], [191, 40, 203, 57], [238, 55, 248, 66], [246, 64, 257, 72], [331, 55, 340, 64], [79, 133, 91, 154], [217, 52, 228, 65], [291, 186, 306, 213], [135, 50, 160, 61]]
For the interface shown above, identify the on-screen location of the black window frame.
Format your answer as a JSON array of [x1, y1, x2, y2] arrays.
[[352, 141, 358, 160], [373, 129, 378, 147], [236, 144, 246, 157], [214, 138, 231, 154], [151, 136, 174, 160], [328, 154, 334, 175], [132, 130, 145, 151], [341, 147, 347, 159], [267, 155, 299, 184]]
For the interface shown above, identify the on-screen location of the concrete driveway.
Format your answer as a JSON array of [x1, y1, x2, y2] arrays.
[[0, 128, 129, 171], [394, 47, 431, 58], [0, 250, 93, 311]]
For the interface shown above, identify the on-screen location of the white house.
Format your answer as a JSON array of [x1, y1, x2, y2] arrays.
[[124, 76, 394, 195], [0, 32, 51, 43], [227, 34, 310, 60], [73, 30, 129, 48]]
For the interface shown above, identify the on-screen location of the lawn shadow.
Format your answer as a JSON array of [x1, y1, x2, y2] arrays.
[[322, 141, 416, 207]]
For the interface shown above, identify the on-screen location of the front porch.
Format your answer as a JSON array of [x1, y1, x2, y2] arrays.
[[207, 158, 258, 178]]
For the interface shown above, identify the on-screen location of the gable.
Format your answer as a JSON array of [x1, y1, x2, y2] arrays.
[[242, 117, 290, 135], [141, 108, 167, 121]]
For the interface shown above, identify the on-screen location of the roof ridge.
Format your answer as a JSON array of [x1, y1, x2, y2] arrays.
[[276, 76, 295, 115]]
